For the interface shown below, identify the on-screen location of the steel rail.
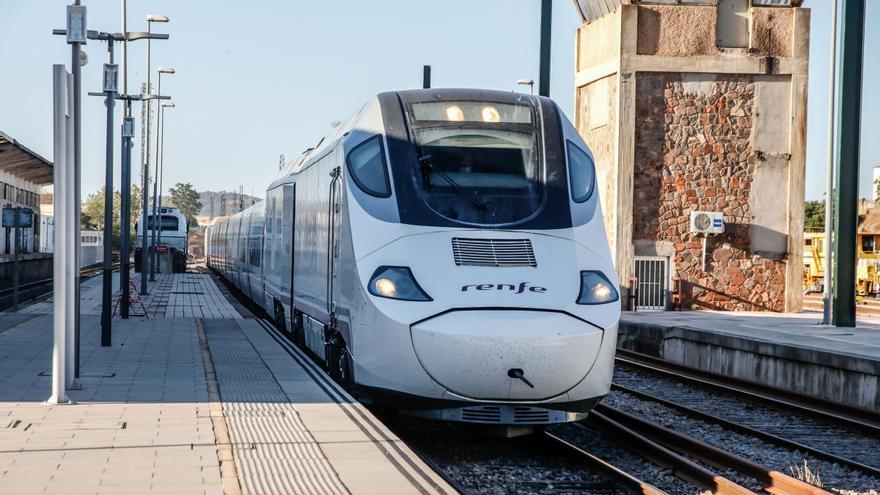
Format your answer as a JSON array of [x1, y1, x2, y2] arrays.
[[595, 404, 831, 495], [391, 438, 471, 495], [612, 383, 880, 478], [616, 348, 880, 436], [583, 410, 755, 495], [0, 264, 118, 297], [542, 430, 671, 495]]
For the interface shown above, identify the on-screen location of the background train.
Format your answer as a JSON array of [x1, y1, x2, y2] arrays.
[[135, 206, 188, 273], [207, 89, 620, 426]]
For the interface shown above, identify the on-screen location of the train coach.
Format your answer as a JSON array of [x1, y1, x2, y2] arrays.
[[207, 88, 620, 426]]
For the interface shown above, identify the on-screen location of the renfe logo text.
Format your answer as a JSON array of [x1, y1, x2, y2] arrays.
[[461, 282, 547, 294]]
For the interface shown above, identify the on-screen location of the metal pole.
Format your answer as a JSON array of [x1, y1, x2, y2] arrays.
[[422, 65, 431, 89], [71, 0, 82, 379], [48, 64, 70, 405], [140, 24, 151, 295], [538, 0, 552, 97], [150, 74, 161, 280], [832, 0, 866, 327], [65, 71, 76, 387], [822, 0, 839, 325], [157, 105, 167, 258], [101, 39, 115, 346], [119, 0, 132, 313], [120, 110, 133, 318], [12, 211, 19, 312]]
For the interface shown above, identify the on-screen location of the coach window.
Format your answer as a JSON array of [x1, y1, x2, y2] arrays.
[[347, 135, 391, 198], [566, 141, 595, 203]]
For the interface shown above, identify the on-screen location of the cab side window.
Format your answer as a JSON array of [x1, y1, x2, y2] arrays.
[[347, 136, 391, 198]]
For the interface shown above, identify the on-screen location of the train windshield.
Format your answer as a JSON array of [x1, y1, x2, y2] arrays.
[[145, 215, 180, 232], [409, 101, 542, 226]]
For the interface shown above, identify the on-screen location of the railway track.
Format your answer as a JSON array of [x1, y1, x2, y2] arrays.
[[541, 430, 670, 495], [585, 405, 830, 495], [610, 348, 880, 491], [0, 263, 117, 311], [616, 348, 880, 436]]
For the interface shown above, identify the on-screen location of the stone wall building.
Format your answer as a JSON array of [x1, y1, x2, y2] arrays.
[[572, 0, 809, 312]]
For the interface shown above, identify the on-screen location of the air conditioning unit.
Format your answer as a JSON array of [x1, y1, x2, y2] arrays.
[[690, 211, 725, 235]]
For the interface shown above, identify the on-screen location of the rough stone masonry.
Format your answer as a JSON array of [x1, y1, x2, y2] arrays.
[[634, 73, 786, 311]]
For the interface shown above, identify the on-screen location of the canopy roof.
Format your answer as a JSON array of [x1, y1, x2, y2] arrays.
[[0, 131, 53, 185]]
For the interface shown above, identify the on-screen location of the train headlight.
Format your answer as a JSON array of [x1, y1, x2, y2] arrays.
[[445, 105, 465, 122], [481, 106, 501, 123], [368, 266, 433, 302], [576, 271, 619, 305]]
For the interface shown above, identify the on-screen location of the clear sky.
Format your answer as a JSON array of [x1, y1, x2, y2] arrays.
[[0, 1, 876, 201]]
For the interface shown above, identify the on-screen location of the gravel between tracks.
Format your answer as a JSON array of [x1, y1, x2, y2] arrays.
[[613, 366, 880, 494], [383, 413, 682, 495]]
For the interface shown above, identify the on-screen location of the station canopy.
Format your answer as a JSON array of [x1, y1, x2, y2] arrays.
[[0, 131, 53, 185], [572, 0, 805, 24]]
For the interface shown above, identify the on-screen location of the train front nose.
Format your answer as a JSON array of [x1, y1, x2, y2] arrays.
[[410, 310, 604, 400]]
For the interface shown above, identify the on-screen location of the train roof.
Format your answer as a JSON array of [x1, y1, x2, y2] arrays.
[[267, 88, 546, 191]]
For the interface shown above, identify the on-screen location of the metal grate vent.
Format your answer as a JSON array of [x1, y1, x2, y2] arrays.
[[452, 238, 536, 268], [461, 406, 502, 423], [513, 407, 551, 424]]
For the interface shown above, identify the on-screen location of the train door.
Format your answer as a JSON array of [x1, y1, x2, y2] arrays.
[[327, 165, 341, 318]]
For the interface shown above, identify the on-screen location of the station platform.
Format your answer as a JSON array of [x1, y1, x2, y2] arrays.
[[618, 311, 880, 414], [0, 273, 453, 495]]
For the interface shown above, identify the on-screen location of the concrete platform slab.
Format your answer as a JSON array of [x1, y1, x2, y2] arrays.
[[0, 273, 452, 495], [619, 311, 880, 412]]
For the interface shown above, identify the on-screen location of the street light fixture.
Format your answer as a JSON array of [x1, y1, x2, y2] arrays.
[[517, 79, 535, 95], [150, 67, 175, 280]]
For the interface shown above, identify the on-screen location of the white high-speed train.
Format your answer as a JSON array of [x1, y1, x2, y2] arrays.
[[207, 89, 620, 425]]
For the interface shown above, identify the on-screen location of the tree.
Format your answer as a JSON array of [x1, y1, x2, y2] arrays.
[[167, 182, 202, 229], [81, 188, 106, 230], [78, 186, 141, 250], [804, 200, 825, 231]]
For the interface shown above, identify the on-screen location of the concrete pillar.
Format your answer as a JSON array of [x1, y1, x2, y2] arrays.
[[574, 3, 810, 313]]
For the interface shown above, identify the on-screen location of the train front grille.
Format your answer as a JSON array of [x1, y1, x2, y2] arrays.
[[451, 238, 537, 268], [460, 405, 502, 423]]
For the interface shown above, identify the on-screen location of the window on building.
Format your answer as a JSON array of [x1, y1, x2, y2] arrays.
[[863, 235, 876, 254], [716, 0, 749, 48]]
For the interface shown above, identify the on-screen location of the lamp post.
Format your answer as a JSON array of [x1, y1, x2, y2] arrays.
[[84, 31, 120, 345], [68, 1, 86, 380], [157, 102, 175, 260], [140, 14, 169, 295], [517, 79, 535, 95], [150, 67, 174, 280], [116, 27, 169, 318]]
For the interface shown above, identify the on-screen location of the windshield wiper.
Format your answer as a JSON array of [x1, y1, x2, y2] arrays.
[[419, 154, 488, 212]]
